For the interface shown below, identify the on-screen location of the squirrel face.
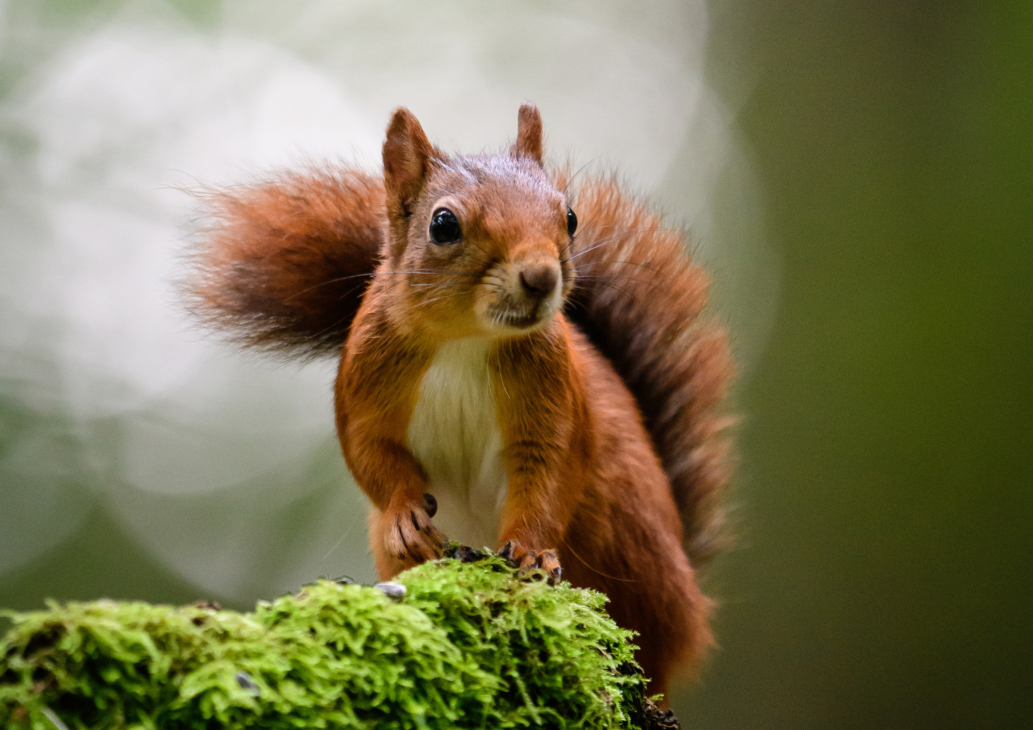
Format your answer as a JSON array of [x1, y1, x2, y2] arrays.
[[381, 107, 575, 341]]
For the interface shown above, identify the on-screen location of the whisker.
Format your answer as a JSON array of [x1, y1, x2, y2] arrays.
[[383, 269, 480, 277], [572, 278, 636, 300], [574, 259, 662, 275], [574, 273, 652, 285], [282, 268, 483, 301], [409, 291, 466, 310], [282, 272, 374, 302], [408, 282, 476, 287], [558, 159, 599, 195], [567, 238, 620, 261], [302, 313, 354, 345]]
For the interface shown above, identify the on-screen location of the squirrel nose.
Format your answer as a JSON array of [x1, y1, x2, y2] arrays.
[[518, 264, 559, 300]]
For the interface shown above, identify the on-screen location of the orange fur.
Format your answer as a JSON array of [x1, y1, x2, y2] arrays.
[[186, 105, 733, 696], [185, 168, 384, 358]]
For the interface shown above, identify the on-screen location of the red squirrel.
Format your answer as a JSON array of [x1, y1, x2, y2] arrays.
[[187, 104, 733, 695]]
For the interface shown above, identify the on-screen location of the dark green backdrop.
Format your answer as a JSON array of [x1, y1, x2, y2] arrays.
[[686, 2, 1033, 727]]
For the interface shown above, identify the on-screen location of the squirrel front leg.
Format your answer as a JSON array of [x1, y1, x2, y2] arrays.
[[496, 443, 567, 582], [493, 330, 588, 581], [349, 434, 446, 578], [336, 318, 445, 579]]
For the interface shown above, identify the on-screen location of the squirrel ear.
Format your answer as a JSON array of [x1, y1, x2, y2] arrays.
[[383, 108, 437, 218], [513, 103, 544, 165]]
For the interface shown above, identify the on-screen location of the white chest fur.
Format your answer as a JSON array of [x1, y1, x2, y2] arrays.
[[405, 338, 508, 550]]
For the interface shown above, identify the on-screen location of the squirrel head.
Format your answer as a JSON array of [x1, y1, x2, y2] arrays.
[[380, 104, 577, 341]]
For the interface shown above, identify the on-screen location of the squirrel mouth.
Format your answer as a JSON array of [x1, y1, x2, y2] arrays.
[[492, 303, 548, 331], [503, 312, 540, 329]]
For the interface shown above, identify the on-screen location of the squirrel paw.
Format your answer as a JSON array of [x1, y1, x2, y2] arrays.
[[384, 496, 447, 567], [498, 540, 562, 585]]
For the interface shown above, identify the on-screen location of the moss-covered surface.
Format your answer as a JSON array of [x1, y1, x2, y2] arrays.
[[0, 554, 658, 729]]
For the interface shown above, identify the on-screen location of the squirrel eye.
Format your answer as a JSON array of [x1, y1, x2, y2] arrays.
[[567, 207, 578, 237], [429, 208, 462, 245]]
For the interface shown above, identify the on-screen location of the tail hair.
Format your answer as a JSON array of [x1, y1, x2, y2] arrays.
[[561, 174, 734, 568], [185, 166, 733, 566], [184, 166, 384, 359]]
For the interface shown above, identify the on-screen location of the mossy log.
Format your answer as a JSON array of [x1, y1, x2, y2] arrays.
[[1, 552, 678, 729]]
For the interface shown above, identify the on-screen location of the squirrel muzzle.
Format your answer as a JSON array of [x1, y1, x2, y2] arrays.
[[481, 249, 564, 334]]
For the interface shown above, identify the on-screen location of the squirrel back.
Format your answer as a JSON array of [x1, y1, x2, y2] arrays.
[[186, 127, 732, 569]]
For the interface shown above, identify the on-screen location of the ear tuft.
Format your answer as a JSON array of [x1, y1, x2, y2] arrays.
[[513, 103, 544, 165], [382, 107, 436, 218]]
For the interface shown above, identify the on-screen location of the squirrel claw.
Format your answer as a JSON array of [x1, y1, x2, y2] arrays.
[[497, 540, 518, 564], [537, 550, 562, 585], [497, 541, 562, 585], [385, 500, 447, 567], [422, 493, 438, 518]]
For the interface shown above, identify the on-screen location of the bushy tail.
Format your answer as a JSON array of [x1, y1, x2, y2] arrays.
[[185, 166, 733, 567], [185, 167, 385, 359], [561, 175, 734, 568]]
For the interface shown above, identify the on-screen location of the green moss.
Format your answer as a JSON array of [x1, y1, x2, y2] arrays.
[[0, 557, 650, 729]]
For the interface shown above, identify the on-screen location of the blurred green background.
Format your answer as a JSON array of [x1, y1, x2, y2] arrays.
[[697, 2, 1032, 727], [1, 1, 1030, 728]]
